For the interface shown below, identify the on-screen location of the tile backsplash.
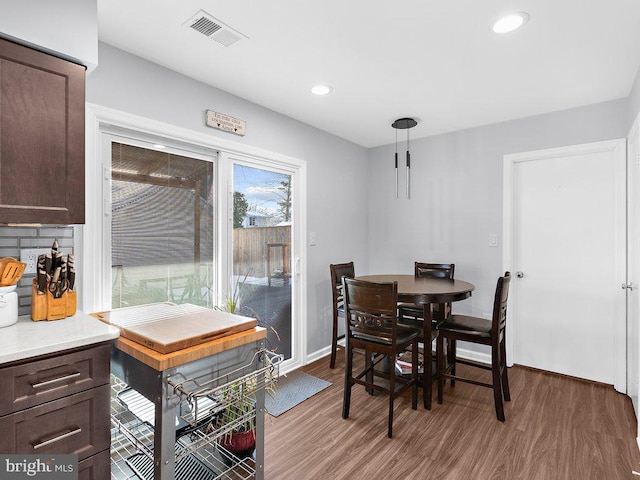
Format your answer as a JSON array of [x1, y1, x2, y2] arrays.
[[0, 226, 74, 316]]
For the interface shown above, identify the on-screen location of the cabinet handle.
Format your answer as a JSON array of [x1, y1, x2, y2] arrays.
[[31, 372, 81, 389], [33, 428, 82, 450]]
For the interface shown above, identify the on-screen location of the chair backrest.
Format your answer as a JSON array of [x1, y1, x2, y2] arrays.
[[330, 262, 355, 313], [343, 277, 398, 344], [414, 262, 455, 280], [491, 272, 512, 340]]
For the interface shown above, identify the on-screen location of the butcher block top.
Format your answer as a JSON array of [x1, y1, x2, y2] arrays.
[[111, 326, 266, 371], [93, 303, 256, 354]]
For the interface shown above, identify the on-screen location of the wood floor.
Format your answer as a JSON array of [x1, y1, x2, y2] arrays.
[[264, 355, 640, 479]]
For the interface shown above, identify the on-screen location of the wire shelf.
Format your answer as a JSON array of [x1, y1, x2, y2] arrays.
[[110, 349, 281, 479], [168, 350, 282, 429]]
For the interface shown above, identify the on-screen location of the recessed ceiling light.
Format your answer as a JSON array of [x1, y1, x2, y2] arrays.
[[311, 84, 333, 96], [153, 144, 166, 149], [493, 12, 529, 34]]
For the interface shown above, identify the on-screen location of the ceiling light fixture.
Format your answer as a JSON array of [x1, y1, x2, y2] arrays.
[[311, 84, 333, 96], [493, 12, 529, 33], [392, 118, 418, 199], [153, 144, 166, 149]]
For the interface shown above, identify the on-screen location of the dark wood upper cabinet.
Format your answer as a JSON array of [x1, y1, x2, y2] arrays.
[[0, 37, 85, 224]]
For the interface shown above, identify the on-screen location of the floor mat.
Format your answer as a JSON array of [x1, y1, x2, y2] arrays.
[[265, 370, 331, 417]]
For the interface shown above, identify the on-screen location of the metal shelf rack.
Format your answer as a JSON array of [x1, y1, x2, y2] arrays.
[[110, 344, 281, 480]]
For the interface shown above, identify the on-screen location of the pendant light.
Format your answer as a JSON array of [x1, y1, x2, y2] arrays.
[[392, 118, 417, 199]]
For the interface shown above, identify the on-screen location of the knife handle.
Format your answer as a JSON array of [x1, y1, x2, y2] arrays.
[[37, 269, 47, 293], [51, 267, 61, 285], [68, 268, 76, 291]]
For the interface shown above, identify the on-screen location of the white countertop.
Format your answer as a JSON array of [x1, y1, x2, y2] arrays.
[[0, 311, 120, 365]]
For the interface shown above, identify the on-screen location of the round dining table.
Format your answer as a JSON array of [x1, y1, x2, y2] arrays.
[[355, 274, 475, 409]]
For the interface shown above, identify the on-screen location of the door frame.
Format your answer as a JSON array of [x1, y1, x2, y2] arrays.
[[503, 139, 626, 392], [84, 104, 308, 371], [627, 113, 640, 425]]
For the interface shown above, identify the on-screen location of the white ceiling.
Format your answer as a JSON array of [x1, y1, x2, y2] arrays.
[[97, 0, 640, 148]]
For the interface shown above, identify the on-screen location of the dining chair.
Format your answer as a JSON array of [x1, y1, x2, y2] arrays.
[[436, 272, 512, 421], [329, 262, 355, 369], [398, 262, 455, 323], [397, 262, 455, 408], [341, 277, 420, 438]]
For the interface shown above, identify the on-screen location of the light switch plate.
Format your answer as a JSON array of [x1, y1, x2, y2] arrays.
[[309, 232, 317, 246], [489, 234, 498, 247]]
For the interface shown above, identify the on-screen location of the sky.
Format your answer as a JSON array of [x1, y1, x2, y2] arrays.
[[233, 164, 291, 217]]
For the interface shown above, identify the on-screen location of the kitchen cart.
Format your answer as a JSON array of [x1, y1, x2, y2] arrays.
[[109, 325, 280, 480]]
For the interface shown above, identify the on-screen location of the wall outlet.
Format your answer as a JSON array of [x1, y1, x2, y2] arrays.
[[20, 248, 72, 275]]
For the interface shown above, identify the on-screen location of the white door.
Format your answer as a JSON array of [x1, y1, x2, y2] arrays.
[[504, 140, 626, 389], [628, 115, 640, 416]]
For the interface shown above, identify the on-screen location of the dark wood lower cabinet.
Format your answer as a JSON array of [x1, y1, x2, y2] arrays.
[[0, 385, 110, 460], [78, 449, 111, 480], [0, 343, 111, 478]]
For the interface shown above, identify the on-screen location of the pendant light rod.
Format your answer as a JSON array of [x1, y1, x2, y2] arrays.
[[391, 118, 418, 199], [394, 128, 398, 198], [407, 127, 411, 199]]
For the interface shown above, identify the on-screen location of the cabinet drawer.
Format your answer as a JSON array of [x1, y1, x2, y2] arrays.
[[0, 343, 110, 416], [78, 450, 111, 480], [0, 384, 110, 461]]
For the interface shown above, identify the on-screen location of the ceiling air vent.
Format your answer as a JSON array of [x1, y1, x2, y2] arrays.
[[183, 10, 247, 47]]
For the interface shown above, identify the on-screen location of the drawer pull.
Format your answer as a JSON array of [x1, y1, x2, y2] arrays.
[[31, 372, 81, 389], [33, 427, 82, 450]]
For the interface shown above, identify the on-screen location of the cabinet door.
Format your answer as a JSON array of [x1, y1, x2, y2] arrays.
[[78, 450, 111, 480], [0, 384, 110, 461], [0, 343, 110, 416], [0, 37, 85, 224]]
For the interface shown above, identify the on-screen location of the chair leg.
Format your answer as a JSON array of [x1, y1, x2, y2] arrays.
[[411, 341, 418, 410], [365, 350, 374, 395], [500, 337, 511, 402], [448, 339, 457, 387], [330, 317, 338, 369], [388, 355, 395, 438], [342, 344, 353, 419], [436, 334, 445, 404], [491, 343, 505, 422]]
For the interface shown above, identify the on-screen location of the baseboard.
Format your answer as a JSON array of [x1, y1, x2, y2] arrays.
[[306, 343, 491, 366], [306, 345, 332, 365], [456, 347, 491, 365]]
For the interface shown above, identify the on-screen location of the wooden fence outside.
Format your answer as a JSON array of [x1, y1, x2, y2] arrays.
[[233, 225, 291, 278]]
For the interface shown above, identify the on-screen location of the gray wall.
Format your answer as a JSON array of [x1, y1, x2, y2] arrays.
[[87, 42, 370, 355], [367, 98, 629, 351], [0, 0, 98, 70]]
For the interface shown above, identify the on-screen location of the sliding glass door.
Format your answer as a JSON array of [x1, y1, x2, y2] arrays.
[[232, 162, 293, 360]]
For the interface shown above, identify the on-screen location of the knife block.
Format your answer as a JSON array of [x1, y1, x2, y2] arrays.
[[30, 279, 77, 321]]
